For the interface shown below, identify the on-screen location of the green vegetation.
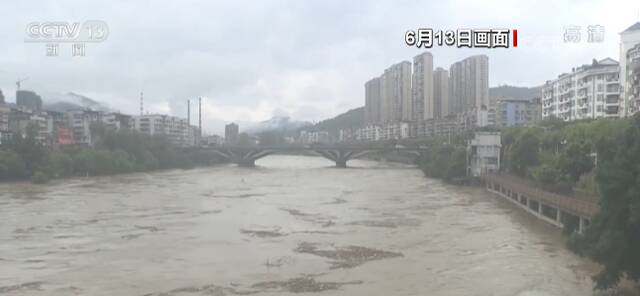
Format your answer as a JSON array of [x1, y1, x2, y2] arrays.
[[504, 115, 640, 289], [418, 141, 466, 182], [0, 124, 226, 183], [566, 114, 640, 289], [501, 117, 627, 195]]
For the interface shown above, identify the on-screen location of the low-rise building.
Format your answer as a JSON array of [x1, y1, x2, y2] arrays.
[[66, 110, 102, 145], [133, 114, 190, 147], [298, 130, 331, 144], [101, 112, 132, 130], [356, 125, 381, 142], [338, 128, 357, 142], [380, 122, 410, 140], [202, 134, 224, 146], [0, 104, 10, 144], [467, 131, 501, 177], [495, 98, 541, 128]]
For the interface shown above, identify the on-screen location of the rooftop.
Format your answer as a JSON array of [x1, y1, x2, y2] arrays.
[[622, 22, 640, 33]]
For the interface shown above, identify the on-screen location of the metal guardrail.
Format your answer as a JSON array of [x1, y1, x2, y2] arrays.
[[484, 174, 600, 218]]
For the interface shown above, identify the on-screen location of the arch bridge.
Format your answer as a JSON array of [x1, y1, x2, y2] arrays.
[[208, 145, 429, 168]]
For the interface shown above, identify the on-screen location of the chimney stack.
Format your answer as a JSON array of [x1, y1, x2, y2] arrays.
[[187, 99, 190, 125], [140, 92, 144, 115]]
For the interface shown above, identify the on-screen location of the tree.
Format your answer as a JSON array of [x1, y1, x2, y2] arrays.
[[0, 151, 27, 180], [507, 128, 540, 176], [568, 114, 640, 289], [258, 131, 283, 146]]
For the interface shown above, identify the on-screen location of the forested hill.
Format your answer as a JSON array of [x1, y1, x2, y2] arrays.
[[301, 107, 364, 135]]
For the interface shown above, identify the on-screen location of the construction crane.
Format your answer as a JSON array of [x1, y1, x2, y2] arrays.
[[16, 77, 29, 90]]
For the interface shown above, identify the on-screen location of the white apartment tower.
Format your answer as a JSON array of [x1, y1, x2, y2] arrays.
[[542, 58, 621, 121], [619, 22, 640, 116], [449, 55, 489, 113], [364, 77, 382, 124], [412, 52, 434, 120]]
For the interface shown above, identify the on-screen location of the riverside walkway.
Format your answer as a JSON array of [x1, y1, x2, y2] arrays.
[[484, 174, 599, 233]]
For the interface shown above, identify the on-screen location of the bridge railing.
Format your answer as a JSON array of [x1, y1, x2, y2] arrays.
[[485, 174, 600, 218]]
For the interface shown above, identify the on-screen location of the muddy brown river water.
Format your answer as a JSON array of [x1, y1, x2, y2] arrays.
[[0, 155, 604, 295]]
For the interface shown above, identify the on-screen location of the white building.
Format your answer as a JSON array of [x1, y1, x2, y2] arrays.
[[380, 122, 410, 140], [0, 104, 9, 143], [364, 77, 382, 124], [66, 110, 102, 145], [381, 61, 412, 123], [356, 125, 381, 142], [467, 131, 501, 177], [625, 41, 640, 115], [101, 112, 132, 130], [412, 52, 434, 120], [542, 58, 621, 121], [298, 130, 331, 144], [620, 22, 640, 116], [133, 114, 191, 147]]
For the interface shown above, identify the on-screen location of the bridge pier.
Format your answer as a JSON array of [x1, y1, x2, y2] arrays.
[[238, 158, 256, 167]]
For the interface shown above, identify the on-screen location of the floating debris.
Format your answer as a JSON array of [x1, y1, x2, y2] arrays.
[[346, 218, 421, 229], [294, 242, 402, 269], [0, 281, 45, 293], [240, 228, 287, 238], [251, 277, 362, 293]]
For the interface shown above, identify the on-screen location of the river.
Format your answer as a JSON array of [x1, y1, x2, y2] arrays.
[[0, 155, 600, 295]]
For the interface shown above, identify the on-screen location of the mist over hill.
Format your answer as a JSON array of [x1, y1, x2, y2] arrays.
[[43, 92, 111, 112], [300, 107, 364, 136]]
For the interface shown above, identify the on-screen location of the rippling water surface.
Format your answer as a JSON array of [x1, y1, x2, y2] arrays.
[[0, 155, 599, 295]]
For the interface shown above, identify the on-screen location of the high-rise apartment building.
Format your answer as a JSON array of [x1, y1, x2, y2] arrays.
[[381, 61, 412, 123], [433, 67, 450, 118], [364, 77, 382, 124], [225, 122, 239, 144], [542, 58, 621, 121], [449, 55, 489, 113], [16, 90, 43, 111], [412, 52, 434, 120], [619, 22, 640, 116]]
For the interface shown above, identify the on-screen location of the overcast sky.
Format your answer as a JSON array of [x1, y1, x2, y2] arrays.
[[1, 0, 640, 134]]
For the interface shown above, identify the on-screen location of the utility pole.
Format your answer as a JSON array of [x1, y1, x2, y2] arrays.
[[198, 97, 202, 137]]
